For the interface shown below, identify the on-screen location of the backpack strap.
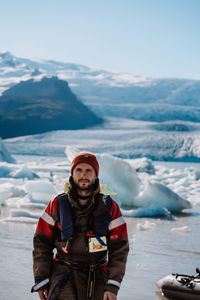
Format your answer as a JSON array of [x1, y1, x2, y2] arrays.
[[58, 193, 112, 239], [93, 194, 112, 236], [57, 193, 73, 241], [102, 194, 111, 211]]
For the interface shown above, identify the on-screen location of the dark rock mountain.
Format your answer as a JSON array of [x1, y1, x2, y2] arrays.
[[1, 52, 200, 123], [0, 77, 103, 138]]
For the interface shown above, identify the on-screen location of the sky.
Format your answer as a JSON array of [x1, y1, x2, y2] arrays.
[[0, 0, 200, 80]]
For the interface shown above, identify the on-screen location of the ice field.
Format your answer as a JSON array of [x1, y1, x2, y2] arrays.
[[0, 117, 200, 299]]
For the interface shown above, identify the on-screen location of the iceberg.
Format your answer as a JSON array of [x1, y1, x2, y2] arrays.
[[65, 147, 191, 214], [98, 154, 141, 207], [10, 165, 39, 179], [0, 137, 16, 163], [134, 181, 191, 212], [0, 162, 39, 179], [25, 180, 57, 203], [0, 182, 26, 205], [1, 208, 40, 224], [0, 178, 57, 209]]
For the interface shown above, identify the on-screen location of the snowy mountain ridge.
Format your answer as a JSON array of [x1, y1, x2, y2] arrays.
[[1, 51, 200, 122]]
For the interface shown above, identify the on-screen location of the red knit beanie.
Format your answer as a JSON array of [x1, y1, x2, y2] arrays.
[[71, 152, 99, 176]]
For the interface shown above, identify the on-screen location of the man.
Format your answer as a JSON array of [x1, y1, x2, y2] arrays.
[[32, 152, 129, 300]]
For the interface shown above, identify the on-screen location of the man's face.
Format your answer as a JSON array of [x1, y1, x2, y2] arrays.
[[72, 163, 97, 192]]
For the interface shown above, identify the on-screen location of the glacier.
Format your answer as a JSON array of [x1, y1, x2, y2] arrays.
[[4, 117, 200, 162]]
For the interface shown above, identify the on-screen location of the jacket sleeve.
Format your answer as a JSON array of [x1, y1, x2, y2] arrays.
[[105, 198, 129, 295], [32, 197, 58, 292]]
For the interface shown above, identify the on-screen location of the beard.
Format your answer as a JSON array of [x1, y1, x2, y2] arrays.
[[75, 179, 95, 192]]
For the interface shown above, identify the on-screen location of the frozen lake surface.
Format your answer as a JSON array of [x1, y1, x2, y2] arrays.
[[0, 155, 200, 300], [1, 117, 200, 299], [1, 205, 200, 300]]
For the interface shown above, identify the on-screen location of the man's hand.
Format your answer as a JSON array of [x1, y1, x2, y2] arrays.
[[103, 291, 117, 300], [38, 289, 48, 300]]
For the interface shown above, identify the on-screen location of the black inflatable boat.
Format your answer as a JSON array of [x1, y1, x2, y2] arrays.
[[157, 268, 200, 300]]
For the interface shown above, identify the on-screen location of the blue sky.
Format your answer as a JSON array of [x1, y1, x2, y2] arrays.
[[0, 0, 199, 80]]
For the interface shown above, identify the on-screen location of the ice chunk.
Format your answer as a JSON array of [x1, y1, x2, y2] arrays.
[[0, 190, 12, 205], [10, 165, 39, 179], [98, 154, 140, 208], [135, 181, 191, 212], [122, 204, 170, 218], [130, 157, 156, 175], [171, 226, 191, 233], [0, 164, 14, 177], [194, 170, 200, 180], [25, 180, 57, 203], [29, 192, 54, 203], [25, 180, 57, 194], [0, 182, 26, 204], [65, 146, 80, 162], [136, 221, 156, 231], [10, 209, 40, 218], [0, 208, 41, 224], [173, 177, 189, 188], [0, 137, 16, 163], [0, 162, 39, 179]]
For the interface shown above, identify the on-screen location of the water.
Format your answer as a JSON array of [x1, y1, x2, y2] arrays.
[[122, 212, 200, 300], [1, 204, 200, 300], [0, 221, 38, 300]]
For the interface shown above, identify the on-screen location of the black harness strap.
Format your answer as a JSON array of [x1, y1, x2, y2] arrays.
[[58, 193, 112, 240], [56, 254, 107, 299], [57, 193, 73, 241]]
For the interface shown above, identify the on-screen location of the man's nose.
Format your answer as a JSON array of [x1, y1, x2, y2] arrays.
[[81, 171, 88, 178]]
